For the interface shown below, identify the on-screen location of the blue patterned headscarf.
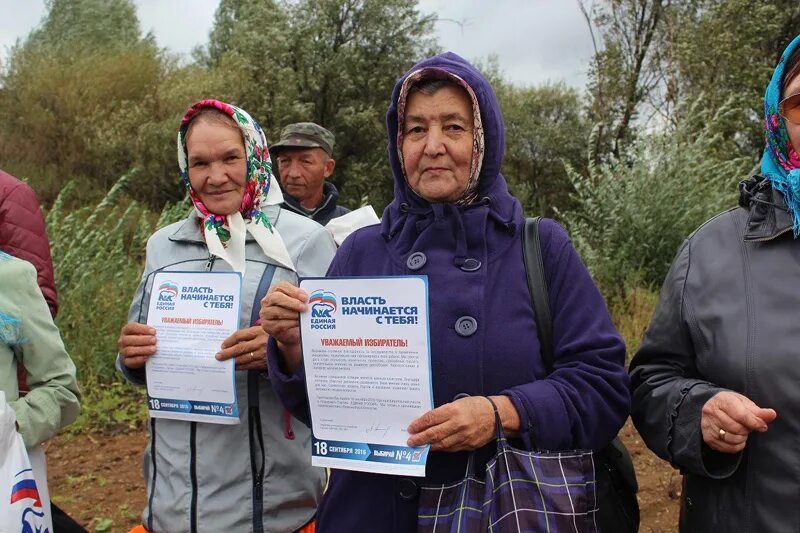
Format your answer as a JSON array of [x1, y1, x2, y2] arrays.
[[761, 34, 800, 236]]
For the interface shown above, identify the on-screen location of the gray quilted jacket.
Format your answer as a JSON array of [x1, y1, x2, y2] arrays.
[[118, 206, 335, 533]]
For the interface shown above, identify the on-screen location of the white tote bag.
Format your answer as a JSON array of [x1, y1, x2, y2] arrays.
[[0, 392, 52, 533]]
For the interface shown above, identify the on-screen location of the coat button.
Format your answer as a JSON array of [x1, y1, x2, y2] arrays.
[[406, 252, 427, 270], [685, 496, 693, 509], [455, 316, 477, 337], [398, 478, 419, 500], [460, 258, 482, 272]]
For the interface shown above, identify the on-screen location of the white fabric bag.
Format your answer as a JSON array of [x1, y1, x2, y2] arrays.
[[0, 392, 52, 533], [325, 205, 381, 245]]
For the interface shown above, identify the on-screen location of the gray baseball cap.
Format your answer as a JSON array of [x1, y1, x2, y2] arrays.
[[271, 122, 335, 156]]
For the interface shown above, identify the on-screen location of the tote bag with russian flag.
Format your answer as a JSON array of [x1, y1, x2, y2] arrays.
[[1, 392, 52, 533]]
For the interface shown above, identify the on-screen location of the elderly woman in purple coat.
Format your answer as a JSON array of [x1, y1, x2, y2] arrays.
[[261, 52, 629, 530]]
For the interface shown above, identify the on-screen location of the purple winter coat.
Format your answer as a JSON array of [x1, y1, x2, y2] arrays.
[[268, 52, 630, 532]]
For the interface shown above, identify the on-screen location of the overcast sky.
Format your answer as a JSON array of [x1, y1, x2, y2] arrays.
[[0, 0, 595, 89]]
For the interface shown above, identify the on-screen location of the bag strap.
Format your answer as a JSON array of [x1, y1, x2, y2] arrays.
[[250, 263, 277, 327], [246, 263, 278, 503], [247, 263, 277, 408], [522, 217, 554, 372], [484, 396, 504, 441]]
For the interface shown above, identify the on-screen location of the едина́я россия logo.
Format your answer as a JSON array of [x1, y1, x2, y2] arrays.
[[309, 289, 337, 318], [158, 281, 179, 301], [156, 281, 179, 311]]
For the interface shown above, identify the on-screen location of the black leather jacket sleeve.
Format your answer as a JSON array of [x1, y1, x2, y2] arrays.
[[630, 239, 742, 479]]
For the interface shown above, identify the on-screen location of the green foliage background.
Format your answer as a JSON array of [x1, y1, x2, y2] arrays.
[[1, 0, 798, 431]]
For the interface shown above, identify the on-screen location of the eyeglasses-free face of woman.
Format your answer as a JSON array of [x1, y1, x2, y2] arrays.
[[185, 120, 248, 216], [401, 85, 475, 203]]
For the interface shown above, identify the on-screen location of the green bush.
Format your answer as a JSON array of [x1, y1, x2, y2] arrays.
[[48, 172, 190, 431], [1, 26, 234, 210], [559, 101, 753, 297]]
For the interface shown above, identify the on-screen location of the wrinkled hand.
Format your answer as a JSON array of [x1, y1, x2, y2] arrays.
[[260, 282, 308, 347], [261, 280, 310, 354], [118, 322, 157, 369], [259, 282, 309, 375], [701, 391, 776, 454], [215, 326, 268, 370], [407, 396, 497, 452]]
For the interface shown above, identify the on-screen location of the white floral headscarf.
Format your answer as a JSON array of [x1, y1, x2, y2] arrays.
[[178, 99, 294, 273]]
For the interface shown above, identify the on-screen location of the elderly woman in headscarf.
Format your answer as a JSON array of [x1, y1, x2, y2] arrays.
[[630, 35, 800, 532], [116, 100, 336, 533], [261, 52, 630, 530]]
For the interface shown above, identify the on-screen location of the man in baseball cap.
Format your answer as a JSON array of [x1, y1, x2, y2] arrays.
[[271, 122, 350, 225]]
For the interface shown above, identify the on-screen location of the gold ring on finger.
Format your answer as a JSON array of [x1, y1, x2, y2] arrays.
[[718, 428, 726, 441]]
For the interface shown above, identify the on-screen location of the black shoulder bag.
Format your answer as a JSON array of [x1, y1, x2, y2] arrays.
[[523, 217, 640, 533]]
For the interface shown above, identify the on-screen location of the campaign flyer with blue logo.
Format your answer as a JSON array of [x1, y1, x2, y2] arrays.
[[145, 271, 241, 424], [299, 276, 433, 476]]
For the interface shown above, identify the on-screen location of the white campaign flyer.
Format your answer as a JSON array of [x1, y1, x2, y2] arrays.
[[299, 276, 433, 476], [145, 271, 242, 424]]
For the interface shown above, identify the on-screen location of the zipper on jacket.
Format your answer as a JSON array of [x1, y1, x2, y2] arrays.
[[146, 418, 157, 531], [749, 226, 793, 242], [312, 194, 334, 217], [248, 371, 266, 533], [188, 254, 213, 532], [246, 263, 275, 533], [190, 422, 198, 533]]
